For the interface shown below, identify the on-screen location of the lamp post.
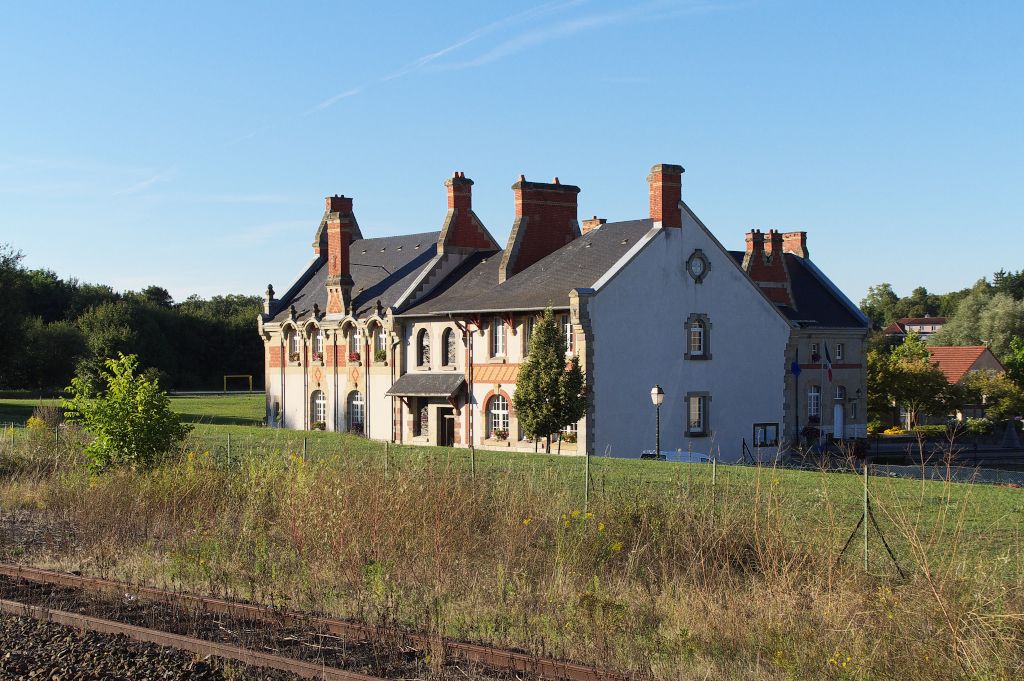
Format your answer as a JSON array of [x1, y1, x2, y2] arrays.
[[651, 385, 664, 459]]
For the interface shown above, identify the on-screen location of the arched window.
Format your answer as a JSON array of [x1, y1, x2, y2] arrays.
[[417, 329, 430, 366], [808, 385, 821, 418], [374, 325, 387, 358], [689, 319, 704, 356], [313, 329, 324, 354], [289, 330, 300, 354], [442, 328, 456, 366], [347, 391, 364, 434], [488, 395, 509, 438], [684, 313, 711, 360], [310, 390, 327, 429], [835, 385, 846, 400]]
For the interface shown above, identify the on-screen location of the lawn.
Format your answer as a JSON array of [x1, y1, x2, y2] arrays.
[[2, 391, 1023, 678]]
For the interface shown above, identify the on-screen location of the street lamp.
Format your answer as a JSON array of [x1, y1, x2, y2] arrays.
[[651, 385, 664, 459]]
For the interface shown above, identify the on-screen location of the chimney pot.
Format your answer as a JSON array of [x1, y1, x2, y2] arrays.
[[519, 174, 525, 182], [553, 177, 560, 184]]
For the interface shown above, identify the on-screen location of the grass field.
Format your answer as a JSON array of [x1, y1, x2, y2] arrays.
[[2, 393, 1023, 678]]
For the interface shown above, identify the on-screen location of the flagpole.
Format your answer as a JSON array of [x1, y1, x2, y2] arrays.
[[820, 339, 825, 442]]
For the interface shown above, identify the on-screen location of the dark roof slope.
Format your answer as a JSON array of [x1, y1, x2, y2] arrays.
[[404, 219, 655, 314], [729, 252, 868, 329], [271, 231, 440, 323]]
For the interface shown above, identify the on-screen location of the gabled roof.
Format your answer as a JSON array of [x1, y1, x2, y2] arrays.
[[900, 317, 947, 325], [385, 372, 465, 398], [401, 219, 656, 315], [928, 346, 1003, 384], [728, 252, 870, 329], [882, 321, 906, 334], [270, 231, 440, 324]]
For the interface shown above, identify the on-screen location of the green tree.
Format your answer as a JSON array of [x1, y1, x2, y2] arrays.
[[866, 350, 896, 418], [513, 309, 588, 453], [63, 353, 192, 471], [930, 291, 1024, 360], [889, 358, 961, 428], [890, 328, 930, 363], [860, 283, 900, 330], [1005, 336, 1024, 389], [961, 369, 1024, 422]]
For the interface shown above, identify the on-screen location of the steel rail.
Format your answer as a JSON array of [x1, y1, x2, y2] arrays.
[[0, 563, 631, 681], [0, 597, 381, 681]]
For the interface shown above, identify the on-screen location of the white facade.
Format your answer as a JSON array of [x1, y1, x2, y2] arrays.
[[584, 216, 791, 461]]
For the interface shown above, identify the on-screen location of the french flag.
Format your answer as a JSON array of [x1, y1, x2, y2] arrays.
[[823, 342, 834, 383]]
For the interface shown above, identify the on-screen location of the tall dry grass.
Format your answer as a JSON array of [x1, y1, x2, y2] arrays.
[[1, 429, 1022, 679]]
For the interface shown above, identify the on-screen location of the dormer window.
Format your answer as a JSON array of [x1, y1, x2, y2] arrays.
[[442, 328, 456, 366], [417, 329, 431, 366], [492, 317, 505, 357]]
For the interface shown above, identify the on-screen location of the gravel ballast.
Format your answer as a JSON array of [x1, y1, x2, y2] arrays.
[[0, 611, 304, 680]]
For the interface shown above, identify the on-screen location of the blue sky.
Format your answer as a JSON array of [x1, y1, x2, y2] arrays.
[[2, 1, 1021, 304]]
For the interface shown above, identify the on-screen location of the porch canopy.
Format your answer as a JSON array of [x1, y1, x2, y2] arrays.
[[385, 372, 465, 400]]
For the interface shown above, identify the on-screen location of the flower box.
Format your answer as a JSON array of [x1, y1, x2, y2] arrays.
[[349, 423, 364, 436], [348, 351, 361, 363], [374, 349, 388, 364], [311, 421, 326, 431], [559, 431, 578, 444], [492, 429, 509, 442], [289, 352, 301, 363], [311, 351, 323, 362]]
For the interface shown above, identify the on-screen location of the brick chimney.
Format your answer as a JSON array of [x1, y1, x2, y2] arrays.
[[438, 172, 499, 255], [782, 231, 808, 259], [324, 195, 355, 315], [741, 229, 796, 308], [498, 175, 581, 283], [581, 216, 605, 235], [647, 164, 684, 228]]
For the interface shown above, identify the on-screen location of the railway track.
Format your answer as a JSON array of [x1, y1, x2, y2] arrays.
[[0, 563, 632, 681]]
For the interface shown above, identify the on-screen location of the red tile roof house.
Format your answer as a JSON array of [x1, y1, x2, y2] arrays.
[[257, 164, 870, 461], [898, 346, 1005, 429], [882, 316, 948, 341]]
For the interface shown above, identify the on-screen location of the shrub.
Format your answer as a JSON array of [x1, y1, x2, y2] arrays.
[[867, 420, 884, 434], [62, 353, 192, 471], [884, 427, 905, 435], [965, 417, 993, 435]]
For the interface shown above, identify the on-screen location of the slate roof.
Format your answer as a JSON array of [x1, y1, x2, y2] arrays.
[[271, 232, 440, 323], [403, 219, 656, 315], [728, 252, 869, 329], [928, 346, 1002, 384], [385, 372, 465, 397]]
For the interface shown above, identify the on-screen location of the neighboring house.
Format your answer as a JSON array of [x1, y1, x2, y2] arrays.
[[258, 164, 870, 460], [898, 346, 1005, 428], [928, 346, 1005, 385], [882, 316, 948, 341]]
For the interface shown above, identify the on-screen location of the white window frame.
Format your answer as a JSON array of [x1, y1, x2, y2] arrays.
[[313, 330, 324, 354], [311, 390, 327, 426], [488, 395, 509, 436], [689, 320, 704, 356], [835, 343, 843, 360], [811, 343, 819, 356], [561, 314, 574, 353], [808, 385, 821, 418], [290, 332, 300, 355], [492, 317, 505, 357], [835, 385, 846, 400], [688, 396, 704, 434], [348, 391, 364, 430], [525, 316, 536, 355], [375, 327, 387, 355]]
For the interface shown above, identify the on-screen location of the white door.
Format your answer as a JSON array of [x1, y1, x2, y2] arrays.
[[834, 404, 844, 440]]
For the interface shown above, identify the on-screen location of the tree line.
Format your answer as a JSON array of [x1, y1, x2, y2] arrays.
[[860, 269, 1024, 428], [0, 244, 263, 391]]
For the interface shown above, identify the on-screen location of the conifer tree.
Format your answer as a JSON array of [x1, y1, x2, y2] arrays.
[[513, 309, 588, 453]]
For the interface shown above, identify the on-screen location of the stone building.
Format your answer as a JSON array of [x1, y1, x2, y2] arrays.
[[258, 164, 870, 460]]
